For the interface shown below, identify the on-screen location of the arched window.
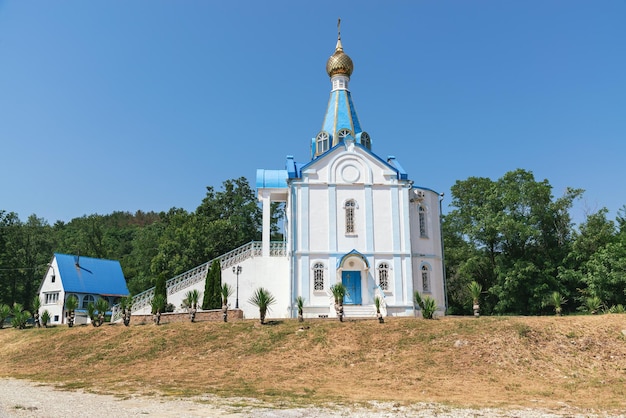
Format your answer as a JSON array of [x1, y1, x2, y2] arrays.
[[419, 205, 428, 238], [345, 199, 356, 234], [313, 262, 325, 291], [360, 132, 371, 149], [337, 128, 352, 141], [421, 265, 430, 293], [378, 262, 389, 291], [316, 131, 329, 154], [82, 294, 95, 309]]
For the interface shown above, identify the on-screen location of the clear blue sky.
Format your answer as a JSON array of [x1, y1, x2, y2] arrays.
[[1, 1, 624, 225]]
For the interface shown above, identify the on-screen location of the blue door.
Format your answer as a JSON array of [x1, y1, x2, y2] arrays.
[[342, 270, 362, 305]]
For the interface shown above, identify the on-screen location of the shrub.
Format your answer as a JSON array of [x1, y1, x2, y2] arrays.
[[414, 291, 437, 319]]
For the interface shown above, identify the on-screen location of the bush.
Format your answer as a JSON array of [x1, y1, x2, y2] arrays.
[[414, 291, 437, 319]]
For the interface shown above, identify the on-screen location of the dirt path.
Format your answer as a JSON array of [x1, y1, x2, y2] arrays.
[[1, 379, 622, 418]]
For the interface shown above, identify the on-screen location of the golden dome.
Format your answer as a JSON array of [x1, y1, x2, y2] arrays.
[[326, 20, 353, 78]]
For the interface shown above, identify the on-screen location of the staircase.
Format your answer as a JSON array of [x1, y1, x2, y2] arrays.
[[343, 305, 376, 318], [111, 241, 286, 322]]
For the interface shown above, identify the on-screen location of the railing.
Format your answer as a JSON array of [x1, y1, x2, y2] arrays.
[[111, 240, 287, 322]]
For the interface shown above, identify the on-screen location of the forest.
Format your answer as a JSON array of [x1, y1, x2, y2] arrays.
[[1, 170, 625, 316]]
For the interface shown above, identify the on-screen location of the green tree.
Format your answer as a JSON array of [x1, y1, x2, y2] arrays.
[[183, 289, 201, 322], [65, 295, 79, 327], [0, 304, 10, 329], [330, 283, 347, 322], [202, 260, 222, 310], [445, 169, 582, 315]]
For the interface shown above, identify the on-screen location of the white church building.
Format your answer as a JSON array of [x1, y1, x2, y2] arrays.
[[126, 27, 445, 321]]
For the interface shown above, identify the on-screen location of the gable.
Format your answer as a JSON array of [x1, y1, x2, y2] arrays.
[[300, 140, 401, 185], [54, 253, 129, 296]]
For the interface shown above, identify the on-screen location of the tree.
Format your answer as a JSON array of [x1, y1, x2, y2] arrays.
[[11, 303, 30, 329], [119, 295, 133, 327], [0, 304, 10, 329], [296, 296, 305, 322], [544, 291, 567, 316], [445, 169, 582, 315], [202, 260, 222, 310], [248, 288, 276, 325], [32, 295, 41, 328], [150, 294, 166, 325]]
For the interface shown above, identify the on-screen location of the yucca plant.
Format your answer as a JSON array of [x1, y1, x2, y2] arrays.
[[220, 283, 234, 322], [119, 295, 133, 326], [0, 304, 10, 329], [184, 289, 201, 322], [545, 291, 567, 316], [374, 296, 384, 323], [585, 296, 603, 315], [330, 283, 347, 322], [468, 281, 482, 317], [608, 304, 625, 314], [414, 291, 437, 319], [41, 310, 51, 328], [248, 287, 276, 324], [86, 302, 98, 327], [32, 296, 41, 328], [65, 295, 79, 327], [296, 296, 305, 322], [11, 303, 31, 329], [95, 298, 109, 326], [150, 294, 166, 325]]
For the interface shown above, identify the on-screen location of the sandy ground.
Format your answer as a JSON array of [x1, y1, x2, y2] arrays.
[[1, 378, 624, 418]]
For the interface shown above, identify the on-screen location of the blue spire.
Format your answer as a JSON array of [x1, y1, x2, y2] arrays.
[[312, 23, 371, 159]]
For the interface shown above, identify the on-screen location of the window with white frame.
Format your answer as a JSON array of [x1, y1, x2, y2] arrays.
[[419, 205, 428, 238], [345, 199, 356, 234], [378, 262, 390, 291], [421, 265, 430, 292], [360, 132, 371, 149], [337, 128, 352, 141], [316, 131, 329, 154], [82, 294, 95, 309], [313, 262, 325, 291], [44, 292, 59, 304]]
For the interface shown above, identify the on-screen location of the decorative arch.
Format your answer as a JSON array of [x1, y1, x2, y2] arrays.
[[337, 249, 370, 270]]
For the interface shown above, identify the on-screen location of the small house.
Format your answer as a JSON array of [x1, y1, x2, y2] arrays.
[[38, 253, 129, 325]]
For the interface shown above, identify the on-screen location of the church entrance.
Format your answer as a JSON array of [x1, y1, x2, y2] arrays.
[[342, 270, 362, 305]]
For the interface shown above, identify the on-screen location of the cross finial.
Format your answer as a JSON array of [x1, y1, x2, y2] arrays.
[[337, 18, 341, 40]]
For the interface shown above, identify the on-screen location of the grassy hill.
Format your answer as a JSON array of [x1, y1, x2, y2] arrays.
[[1, 315, 625, 413]]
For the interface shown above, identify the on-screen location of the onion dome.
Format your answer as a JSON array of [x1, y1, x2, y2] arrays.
[[326, 21, 353, 78]]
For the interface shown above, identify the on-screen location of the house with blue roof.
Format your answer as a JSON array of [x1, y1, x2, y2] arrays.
[[38, 253, 129, 325]]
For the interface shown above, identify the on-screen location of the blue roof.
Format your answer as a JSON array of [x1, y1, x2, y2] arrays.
[[55, 253, 129, 296], [256, 169, 288, 189]]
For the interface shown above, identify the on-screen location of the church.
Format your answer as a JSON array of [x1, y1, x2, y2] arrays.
[[252, 26, 446, 319], [125, 25, 446, 321]]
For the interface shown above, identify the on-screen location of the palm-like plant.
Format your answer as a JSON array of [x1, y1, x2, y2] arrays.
[[546, 291, 567, 316], [119, 295, 133, 327], [220, 283, 234, 322], [184, 289, 201, 322], [414, 291, 437, 319], [151, 294, 166, 325], [585, 295, 603, 315], [65, 295, 79, 327], [468, 281, 483, 317], [374, 296, 384, 323], [41, 310, 51, 328], [330, 283, 347, 322], [0, 304, 10, 329], [32, 296, 41, 328], [86, 302, 98, 327], [11, 303, 31, 329], [296, 296, 305, 322], [95, 298, 109, 326], [248, 287, 276, 324]]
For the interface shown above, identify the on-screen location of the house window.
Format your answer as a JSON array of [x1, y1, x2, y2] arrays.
[[345, 199, 356, 234], [419, 205, 428, 238], [51, 274, 56, 283], [44, 292, 59, 304], [378, 262, 389, 291], [316, 131, 329, 154], [422, 265, 430, 293], [313, 262, 325, 291], [82, 294, 95, 309]]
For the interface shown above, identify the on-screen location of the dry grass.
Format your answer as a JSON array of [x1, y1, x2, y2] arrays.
[[1, 315, 625, 412]]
